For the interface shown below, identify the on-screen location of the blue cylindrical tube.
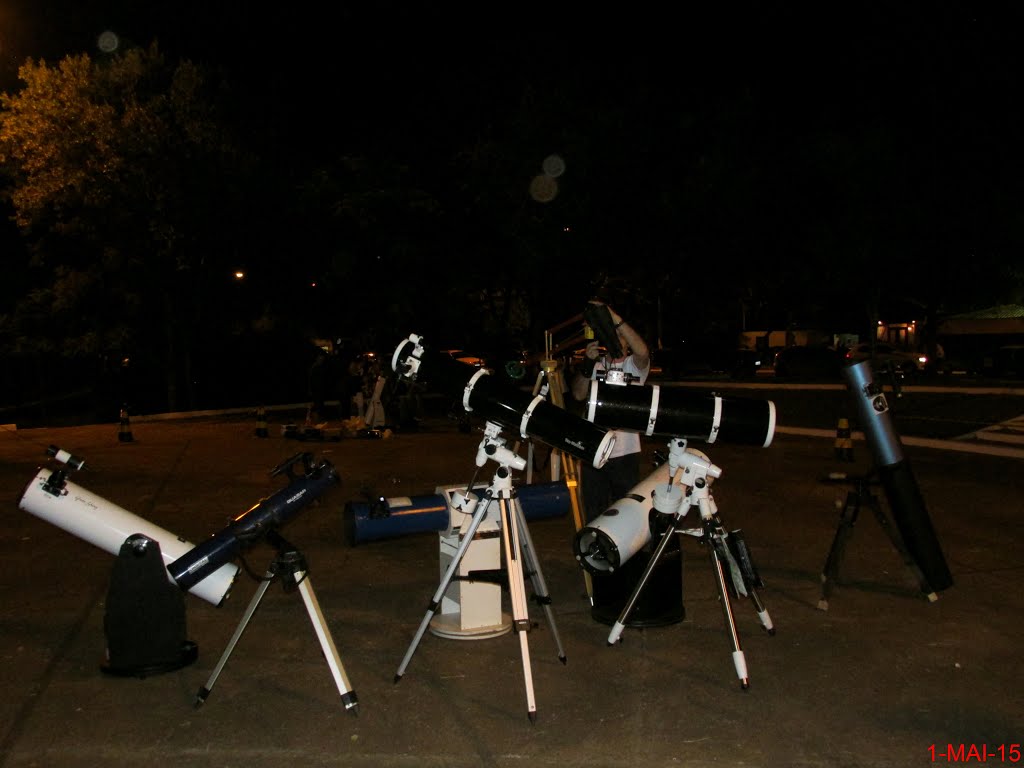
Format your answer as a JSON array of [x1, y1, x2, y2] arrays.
[[843, 361, 953, 591], [169, 460, 339, 590], [345, 480, 572, 545]]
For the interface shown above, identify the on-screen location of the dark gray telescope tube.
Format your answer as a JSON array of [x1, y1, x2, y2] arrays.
[[843, 360, 953, 591]]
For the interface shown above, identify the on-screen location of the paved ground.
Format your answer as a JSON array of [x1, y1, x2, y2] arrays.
[[1, 413, 1022, 767]]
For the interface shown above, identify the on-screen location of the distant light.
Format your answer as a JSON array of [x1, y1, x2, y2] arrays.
[[97, 30, 120, 53], [529, 174, 558, 203], [310, 281, 317, 288], [542, 154, 566, 178], [234, 271, 245, 280]]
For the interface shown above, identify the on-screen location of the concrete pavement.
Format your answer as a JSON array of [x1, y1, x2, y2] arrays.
[[1, 413, 1022, 767]]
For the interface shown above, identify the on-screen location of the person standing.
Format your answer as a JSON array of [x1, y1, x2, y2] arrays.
[[571, 299, 683, 627], [571, 300, 651, 523]]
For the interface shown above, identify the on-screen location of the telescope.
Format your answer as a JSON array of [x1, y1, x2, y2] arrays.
[[585, 380, 776, 447], [344, 480, 573, 545], [168, 452, 339, 591], [573, 440, 722, 573], [843, 361, 953, 591], [19, 448, 338, 606], [392, 333, 616, 468], [19, 446, 240, 607]]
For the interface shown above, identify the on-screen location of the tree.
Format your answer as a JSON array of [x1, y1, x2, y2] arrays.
[[0, 43, 249, 413]]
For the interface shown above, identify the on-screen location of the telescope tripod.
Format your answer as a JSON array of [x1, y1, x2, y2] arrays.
[[522, 358, 591, 602], [607, 440, 774, 689], [394, 422, 565, 722], [195, 529, 359, 715], [819, 470, 938, 610]]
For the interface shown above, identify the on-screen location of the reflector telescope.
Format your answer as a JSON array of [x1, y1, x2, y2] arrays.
[[585, 380, 776, 447], [573, 442, 722, 573], [843, 361, 953, 591], [392, 333, 616, 468], [19, 455, 239, 607]]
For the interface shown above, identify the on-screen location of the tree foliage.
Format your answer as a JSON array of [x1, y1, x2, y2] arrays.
[[0, 43, 248, 411]]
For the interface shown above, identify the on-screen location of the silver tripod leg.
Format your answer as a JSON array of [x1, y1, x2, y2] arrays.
[[606, 514, 682, 645], [394, 494, 494, 682], [295, 572, 359, 714], [498, 495, 538, 722], [195, 571, 274, 707], [709, 532, 749, 690], [512, 498, 566, 663], [195, 567, 359, 714]]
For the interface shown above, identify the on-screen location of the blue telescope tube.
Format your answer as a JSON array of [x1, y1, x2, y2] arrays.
[[169, 460, 339, 590], [345, 480, 572, 545], [843, 361, 953, 591]]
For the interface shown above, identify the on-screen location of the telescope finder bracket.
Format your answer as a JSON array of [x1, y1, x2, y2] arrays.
[[42, 445, 86, 496]]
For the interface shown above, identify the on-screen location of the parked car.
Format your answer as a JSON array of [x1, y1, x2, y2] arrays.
[[772, 345, 844, 379], [652, 342, 762, 380], [983, 345, 1024, 379], [844, 342, 928, 376]]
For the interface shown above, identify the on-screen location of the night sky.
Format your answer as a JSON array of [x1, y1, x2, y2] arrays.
[[8, 3, 1023, 157], [4, 2, 1024, 324]]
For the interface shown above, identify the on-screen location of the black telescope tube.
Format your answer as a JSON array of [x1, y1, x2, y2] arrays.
[[582, 302, 623, 359], [168, 460, 339, 590], [586, 380, 776, 447], [391, 334, 616, 468], [843, 361, 953, 591]]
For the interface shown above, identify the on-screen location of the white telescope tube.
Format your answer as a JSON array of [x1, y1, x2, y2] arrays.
[[573, 462, 674, 573], [19, 468, 239, 607]]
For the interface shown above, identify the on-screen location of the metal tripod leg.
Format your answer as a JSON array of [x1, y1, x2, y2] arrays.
[[819, 488, 861, 610], [294, 573, 359, 713], [721, 528, 775, 635], [195, 571, 274, 707], [394, 492, 494, 682], [708, 530, 749, 690], [195, 563, 359, 714], [498, 495, 538, 721], [606, 515, 682, 645], [511, 497, 566, 663], [819, 475, 938, 608]]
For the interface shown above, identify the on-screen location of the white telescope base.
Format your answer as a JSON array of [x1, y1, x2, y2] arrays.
[[428, 484, 512, 640]]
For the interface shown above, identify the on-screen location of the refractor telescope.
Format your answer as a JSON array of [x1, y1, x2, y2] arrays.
[[168, 452, 340, 591], [392, 333, 616, 468]]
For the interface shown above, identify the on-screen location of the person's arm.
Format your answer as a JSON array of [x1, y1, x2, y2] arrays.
[[571, 340, 601, 401], [607, 307, 650, 371]]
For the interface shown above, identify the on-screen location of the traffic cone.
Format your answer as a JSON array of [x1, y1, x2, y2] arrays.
[[255, 406, 269, 438], [834, 417, 853, 462], [118, 405, 134, 443]]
